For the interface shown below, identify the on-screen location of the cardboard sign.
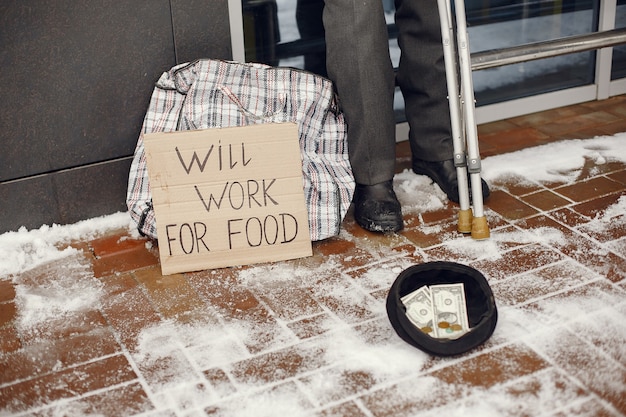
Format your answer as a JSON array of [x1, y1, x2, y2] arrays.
[[144, 123, 312, 275]]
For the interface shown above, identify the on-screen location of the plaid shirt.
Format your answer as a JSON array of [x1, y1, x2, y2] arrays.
[[127, 59, 354, 241]]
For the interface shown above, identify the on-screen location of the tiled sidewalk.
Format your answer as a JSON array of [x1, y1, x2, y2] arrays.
[[1, 96, 626, 416]]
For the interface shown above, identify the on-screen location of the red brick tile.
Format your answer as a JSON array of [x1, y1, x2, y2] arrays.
[[186, 269, 263, 319], [0, 301, 17, 327], [18, 310, 108, 345], [580, 95, 626, 112], [318, 224, 411, 269], [133, 347, 198, 390], [417, 203, 458, 224], [0, 327, 120, 385], [526, 326, 626, 414], [318, 241, 379, 270], [485, 190, 539, 220], [99, 273, 162, 351], [568, 312, 626, 368], [479, 127, 551, 155], [521, 189, 572, 211], [536, 111, 621, 137], [488, 173, 544, 196], [300, 369, 377, 406], [508, 105, 588, 127], [230, 344, 327, 385], [607, 168, 626, 185], [286, 313, 334, 340], [311, 275, 379, 324], [470, 243, 564, 281], [318, 401, 370, 417], [421, 233, 481, 262], [0, 280, 16, 303], [554, 177, 624, 202], [432, 344, 550, 388], [0, 354, 137, 413], [90, 234, 159, 278], [608, 237, 626, 259], [133, 266, 206, 321], [314, 236, 357, 257], [255, 283, 324, 321], [551, 127, 612, 142], [570, 192, 626, 218], [203, 367, 237, 397], [552, 398, 620, 417], [361, 375, 459, 416], [394, 140, 412, 160], [203, 381, 313, 415], [186, 268, 288, 353], [0, 324, 21, 354], [577, 215, 626, 243], [32, 382, 154, 417], [579, 160, 626, 181], [401, 218, 463, 248], [477, 119, 518, 135], [598, 117, 626, 136], [490, 260, 594, 306], [547, 207, 591, 228], [476, 140, 498, 158], [524, 280, 625, 325], [519, 215, 626, 283], [90, 232, 149, 257]]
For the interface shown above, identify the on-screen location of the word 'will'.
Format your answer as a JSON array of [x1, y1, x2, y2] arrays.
[[175, 141, 251, 174]]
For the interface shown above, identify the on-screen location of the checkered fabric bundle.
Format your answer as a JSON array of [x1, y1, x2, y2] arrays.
[[127, 59, 354, 241]]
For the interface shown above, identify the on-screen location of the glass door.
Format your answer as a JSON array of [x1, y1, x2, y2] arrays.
[[612, 0, 626, 79], [230, 0, 626, 125]]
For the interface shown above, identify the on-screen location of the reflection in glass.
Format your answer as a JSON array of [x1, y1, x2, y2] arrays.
[[470, 2, 599, 105]]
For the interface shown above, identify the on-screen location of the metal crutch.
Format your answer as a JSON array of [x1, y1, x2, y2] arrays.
[[436, 0, 490, 239]]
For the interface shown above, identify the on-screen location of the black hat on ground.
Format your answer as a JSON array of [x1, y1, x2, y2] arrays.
[[386, 261, 498, 356]]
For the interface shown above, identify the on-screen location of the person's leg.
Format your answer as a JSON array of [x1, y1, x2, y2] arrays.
[[323, 0, 396, 186], [395, 0, 489, 203], [395, 0, 452, 161], [323, 0, 403, 231]]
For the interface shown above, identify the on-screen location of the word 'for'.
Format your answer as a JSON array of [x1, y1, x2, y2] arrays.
[[164, 213, 299, 255]]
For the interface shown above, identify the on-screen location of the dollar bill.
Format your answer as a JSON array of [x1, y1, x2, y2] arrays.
[[430, 283, 470, 339], [401, 286, 435, 337]]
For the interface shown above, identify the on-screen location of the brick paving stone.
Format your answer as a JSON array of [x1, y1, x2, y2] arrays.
[[0, 354, 137, 413], [3, 97, 626, 417]]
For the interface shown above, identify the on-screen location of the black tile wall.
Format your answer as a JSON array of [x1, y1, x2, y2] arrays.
[[0, 0, 232, 233]]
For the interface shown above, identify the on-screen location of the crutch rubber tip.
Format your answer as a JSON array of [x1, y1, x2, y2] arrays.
[[458, 209, 473, 234], [471, 216, 490, 240]]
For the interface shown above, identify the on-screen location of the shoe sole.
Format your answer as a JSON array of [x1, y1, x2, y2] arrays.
[[356, 215, 404, 233]]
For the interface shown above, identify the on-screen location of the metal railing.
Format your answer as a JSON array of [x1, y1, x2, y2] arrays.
[[471, 27, 626, 71]]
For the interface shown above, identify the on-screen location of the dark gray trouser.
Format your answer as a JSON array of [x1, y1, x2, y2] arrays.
[[322, 0, 453, 185]]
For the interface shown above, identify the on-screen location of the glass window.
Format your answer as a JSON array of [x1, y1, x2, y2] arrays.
[[612, 0, 626, 80], [241, 0, 396, 73], [241, 0, 605, 115], [469, 0, 599, 105]]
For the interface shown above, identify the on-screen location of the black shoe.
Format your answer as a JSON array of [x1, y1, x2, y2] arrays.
[[412, 158, 490, 204], [353, 180, 403, 232]]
